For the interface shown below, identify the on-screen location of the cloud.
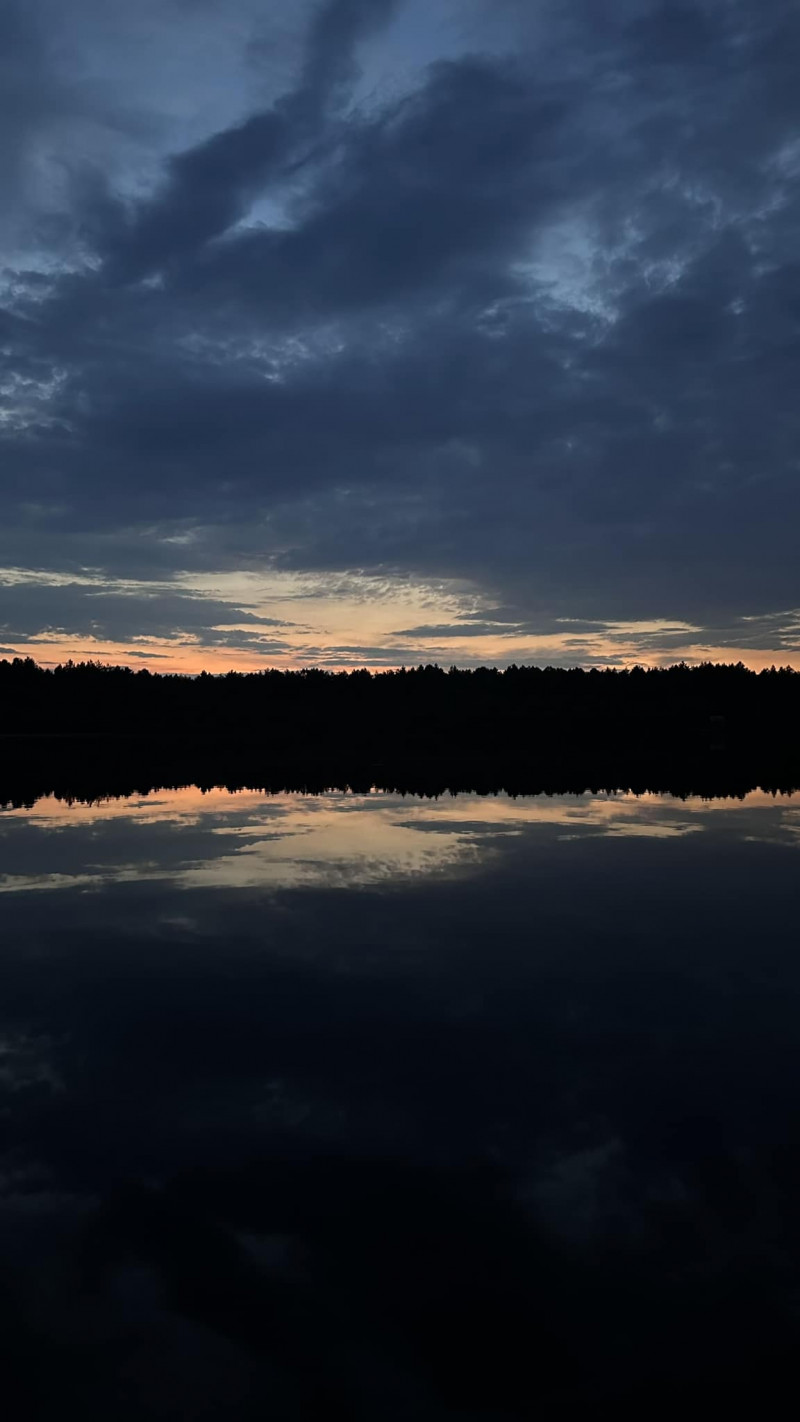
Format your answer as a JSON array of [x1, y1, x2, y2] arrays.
[[0, 578, 295, 646], [393, 622, 527, 639], [1, 0, 799, 664], [95, 0, 402, 282]]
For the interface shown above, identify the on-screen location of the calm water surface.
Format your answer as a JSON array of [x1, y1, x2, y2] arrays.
[[2, 786, 800, 1417]]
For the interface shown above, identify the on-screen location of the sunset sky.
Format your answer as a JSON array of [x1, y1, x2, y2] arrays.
[[1, 0, 799, 672]]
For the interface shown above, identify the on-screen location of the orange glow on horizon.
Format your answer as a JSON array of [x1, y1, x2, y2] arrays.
[[4, 635, 800, 676]]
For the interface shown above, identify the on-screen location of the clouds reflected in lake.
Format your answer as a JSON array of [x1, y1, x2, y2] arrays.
[[3, 785, 799, 896], [1, 784, 800, 1416]]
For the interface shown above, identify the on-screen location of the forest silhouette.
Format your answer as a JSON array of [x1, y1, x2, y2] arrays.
[[3, 655, 800, 738], [2, 655, 799, 806], [4, 656, 800, 1420]]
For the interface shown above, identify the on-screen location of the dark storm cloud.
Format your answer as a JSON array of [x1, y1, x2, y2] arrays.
[[0, 2, 95, 223], [1, 0, 799, 652], [96, 0, 401, 282], [393, 623, 524, 639], [161, 60, 565, 319], [0, 581, 294, 646]]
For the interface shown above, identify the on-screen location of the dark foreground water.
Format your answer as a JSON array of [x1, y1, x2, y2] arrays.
[[2, 784, 800, 1418]]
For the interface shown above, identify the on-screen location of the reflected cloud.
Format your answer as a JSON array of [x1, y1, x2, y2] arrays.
[[2, 786, 800, 898], [0, 1032, 63, 1096]]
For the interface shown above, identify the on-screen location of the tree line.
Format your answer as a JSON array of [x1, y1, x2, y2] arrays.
[[1, 654, 798, 747]]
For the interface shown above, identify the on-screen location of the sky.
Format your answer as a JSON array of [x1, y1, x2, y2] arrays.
[[0, 0, 799, 673]]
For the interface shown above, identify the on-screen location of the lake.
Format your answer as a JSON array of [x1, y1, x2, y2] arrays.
[[2, 783, 800, 1417]]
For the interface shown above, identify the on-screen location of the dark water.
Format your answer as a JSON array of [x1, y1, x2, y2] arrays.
[[2, 784, 800, 1418]]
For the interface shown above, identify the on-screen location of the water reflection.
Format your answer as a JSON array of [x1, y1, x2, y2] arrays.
[[2, 785, 800, 896], [1, 784, 800, 1416]]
